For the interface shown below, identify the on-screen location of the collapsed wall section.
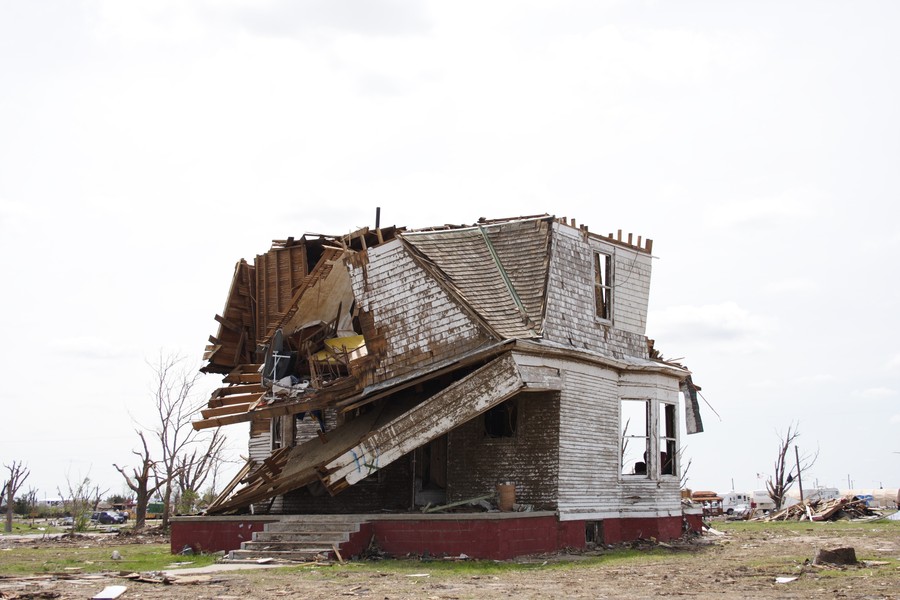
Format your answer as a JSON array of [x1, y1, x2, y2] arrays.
[[347, 238, 494, 384]]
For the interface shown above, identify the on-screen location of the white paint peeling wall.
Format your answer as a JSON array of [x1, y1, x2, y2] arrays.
[[348, 239, 491, 382], [543, 223, 651, 358], [515, 352, 682, 519]]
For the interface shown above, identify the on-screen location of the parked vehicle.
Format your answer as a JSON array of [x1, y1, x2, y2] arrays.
[[751, 490, 775, 514], [146, 502, 164, 519], [690, 491, 724, 517], [91, 511, 125, 525], [722, 491, 753, 515], [727, 503, 752, 519]]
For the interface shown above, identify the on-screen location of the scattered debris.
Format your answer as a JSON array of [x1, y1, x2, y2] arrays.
[[421, 493, 495, 514], [91, 585, 127, 600], [774, 576, 798, 584], [763, 496, 881, 522]]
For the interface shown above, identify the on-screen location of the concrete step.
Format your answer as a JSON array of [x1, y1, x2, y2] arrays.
[[263, 521, 360, 533], [229, 548, 332, 562], [253, 531, 351, 543], [242, 540, 343, 552]]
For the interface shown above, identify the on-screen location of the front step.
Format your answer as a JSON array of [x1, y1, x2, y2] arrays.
[[227, 518, 362, 563], [229, 548, 333, 562], [253, 531, 351, 543], [264, 521, 359, 533]]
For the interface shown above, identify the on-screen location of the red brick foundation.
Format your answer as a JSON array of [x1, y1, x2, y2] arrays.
[[171, 513, 700, 558], [170, 517, 276, 554]]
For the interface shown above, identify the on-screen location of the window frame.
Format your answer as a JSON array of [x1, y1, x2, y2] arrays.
[[619, 398, 679, 480], [484, 399, 519, 440], [620, 398, 650, 478], [593, 251, 614, 322], [659, 401, 678, 478]]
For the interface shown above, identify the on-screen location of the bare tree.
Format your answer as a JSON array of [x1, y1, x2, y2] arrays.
[[22, 486, 38, 524], [113, 430, 169, 530], [765, 423, 818, 511], [58, 474, 105, 533], [175, 427, 227, 514], [147, 353, 226, 528], [3, 461, 30, 533]]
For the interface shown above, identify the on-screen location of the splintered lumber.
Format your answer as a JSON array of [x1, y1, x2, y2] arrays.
[[208, 385, 266, 407], [207, 406, 390, 514], [206, 459, 254, 513], [764, 496, 880, 522], [224, 364, 263, 384], [422, 493, 494, 513], [207, 392, 267, 408], [200, 403, 256, 419]]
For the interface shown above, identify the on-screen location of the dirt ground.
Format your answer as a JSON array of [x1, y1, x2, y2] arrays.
[[1, 521, 897, 599]]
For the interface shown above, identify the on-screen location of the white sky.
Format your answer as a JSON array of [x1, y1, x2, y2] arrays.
[[2, 0, 898, 500]]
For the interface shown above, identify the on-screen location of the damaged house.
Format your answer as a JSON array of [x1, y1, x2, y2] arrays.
[[173, 214, 704, 560]]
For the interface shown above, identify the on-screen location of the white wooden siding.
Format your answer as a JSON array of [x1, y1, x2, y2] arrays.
[[514, 352, 682, 518], [543, 223, 651, 358]]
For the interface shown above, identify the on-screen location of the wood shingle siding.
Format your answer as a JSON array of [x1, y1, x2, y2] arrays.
[[348, 239, 492, 384]]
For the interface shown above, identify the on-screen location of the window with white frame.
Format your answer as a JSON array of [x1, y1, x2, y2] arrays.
[[620, 399, 650, 476], [659, 402, 677, 476], [620, 399, 678, 478], [594, 252, 613, 321]]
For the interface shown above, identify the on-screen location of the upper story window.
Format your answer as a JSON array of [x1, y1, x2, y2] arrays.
[[594, 252, 613, 321]]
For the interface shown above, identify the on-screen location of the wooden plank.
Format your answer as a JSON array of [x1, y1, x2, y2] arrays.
[[211, 384, 266, 399], [92, 586, 127, 600], [206, 460, 254, 512], [200, 403, 255, 419], [208, 392, 266, 409], [323, 353, 524, 489], [215, 313, 243, 334]]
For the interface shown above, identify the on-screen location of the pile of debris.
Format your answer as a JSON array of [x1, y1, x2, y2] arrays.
[[763, 495, 881, 522]]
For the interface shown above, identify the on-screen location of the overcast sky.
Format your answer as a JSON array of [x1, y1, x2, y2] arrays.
[[2, 0, 898, 501]]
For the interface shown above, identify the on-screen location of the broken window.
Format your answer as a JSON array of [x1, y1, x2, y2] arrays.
[[620, 399, 649, 476], [594, 252, 613, 320], [484, 399, 518, 438], [659, 402, 677, 476], [271, 416, 283, 451], [621, 399, 679, 478]]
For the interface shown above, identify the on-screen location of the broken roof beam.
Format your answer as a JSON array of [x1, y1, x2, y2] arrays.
[[322, 352, 524, 490], [223, 364, 263, 384], [192, 388, 343, 430], [200, 402, 257, 419], [208, 383, 266, 402]]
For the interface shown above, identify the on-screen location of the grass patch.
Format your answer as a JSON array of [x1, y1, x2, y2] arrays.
[[0, 522, 68, 536], [0, 543, 218, 576], [715, 518, 900, 534], [279, 547, 687, 577]]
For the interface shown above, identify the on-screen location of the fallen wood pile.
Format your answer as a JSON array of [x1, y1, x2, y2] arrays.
[[764, 495, 881, 522]]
